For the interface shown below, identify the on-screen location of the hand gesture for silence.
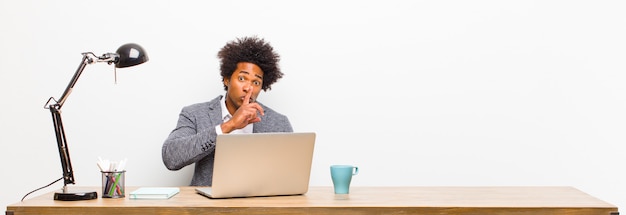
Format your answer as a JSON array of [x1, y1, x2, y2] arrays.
[[221, 86, 264, 133]]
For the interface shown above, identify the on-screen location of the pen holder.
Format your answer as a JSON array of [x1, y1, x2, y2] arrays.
[[101, 170, 125, 198]]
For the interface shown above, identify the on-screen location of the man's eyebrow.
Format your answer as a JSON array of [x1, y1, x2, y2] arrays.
[[239, 71, 263, 80]]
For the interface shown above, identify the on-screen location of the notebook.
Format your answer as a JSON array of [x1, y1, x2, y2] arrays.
[[195, 132, 316, 199], [130, 187, 180, 199]]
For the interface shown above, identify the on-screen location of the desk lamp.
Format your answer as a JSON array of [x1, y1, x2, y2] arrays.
[[43, 43, 148, 201]]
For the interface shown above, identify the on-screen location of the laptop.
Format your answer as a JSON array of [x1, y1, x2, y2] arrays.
[[195, 132, 316, 198]]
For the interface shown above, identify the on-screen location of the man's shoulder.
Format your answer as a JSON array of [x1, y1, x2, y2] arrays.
[[182, 96, 222, 112]]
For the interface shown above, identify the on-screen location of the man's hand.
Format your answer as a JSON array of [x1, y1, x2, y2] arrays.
[[221, 87, 264, 133]]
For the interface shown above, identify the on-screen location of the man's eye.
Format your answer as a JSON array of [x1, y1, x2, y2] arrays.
[[253, 81, 261, 86], [238, 76, 245, 81]]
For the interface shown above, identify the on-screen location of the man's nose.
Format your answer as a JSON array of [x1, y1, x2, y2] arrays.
[[243, 83, 254, 92]]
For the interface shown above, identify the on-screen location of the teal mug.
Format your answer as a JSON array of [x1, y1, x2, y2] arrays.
[[330, 165, 359, 194]]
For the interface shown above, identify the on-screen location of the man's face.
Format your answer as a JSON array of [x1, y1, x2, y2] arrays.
[[223, 62, 264, 114]]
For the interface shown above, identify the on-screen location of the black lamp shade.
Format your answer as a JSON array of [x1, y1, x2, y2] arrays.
[[115, 43, 149, 68]]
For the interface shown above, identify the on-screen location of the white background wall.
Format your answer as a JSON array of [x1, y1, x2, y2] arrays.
[[1, 0, 625, 211]]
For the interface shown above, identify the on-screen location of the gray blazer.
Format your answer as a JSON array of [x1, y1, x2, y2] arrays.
[[162, 95, 293, 186]]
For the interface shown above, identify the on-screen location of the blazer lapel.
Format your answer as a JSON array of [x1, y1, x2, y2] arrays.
[[208, 95, 224, 126]]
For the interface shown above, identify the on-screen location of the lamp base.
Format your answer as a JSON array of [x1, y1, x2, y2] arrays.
[[54, 190, 98, 201]]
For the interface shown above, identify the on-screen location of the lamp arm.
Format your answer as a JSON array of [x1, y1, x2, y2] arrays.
[[44, 52, 97, 188], [48, 106, 74, 187], [50, 53, 92, 108]]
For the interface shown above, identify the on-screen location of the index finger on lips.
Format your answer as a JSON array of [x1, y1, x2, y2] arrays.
[[243, 87, 252, 105]]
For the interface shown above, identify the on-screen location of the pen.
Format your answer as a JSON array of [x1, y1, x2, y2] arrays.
[[108, 173, 118, 196]]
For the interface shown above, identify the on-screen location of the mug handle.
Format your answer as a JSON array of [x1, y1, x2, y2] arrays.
[[352, 166, 359, 175]]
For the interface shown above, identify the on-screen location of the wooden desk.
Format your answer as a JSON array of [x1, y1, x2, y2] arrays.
[[6, 186, 618, 215]]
